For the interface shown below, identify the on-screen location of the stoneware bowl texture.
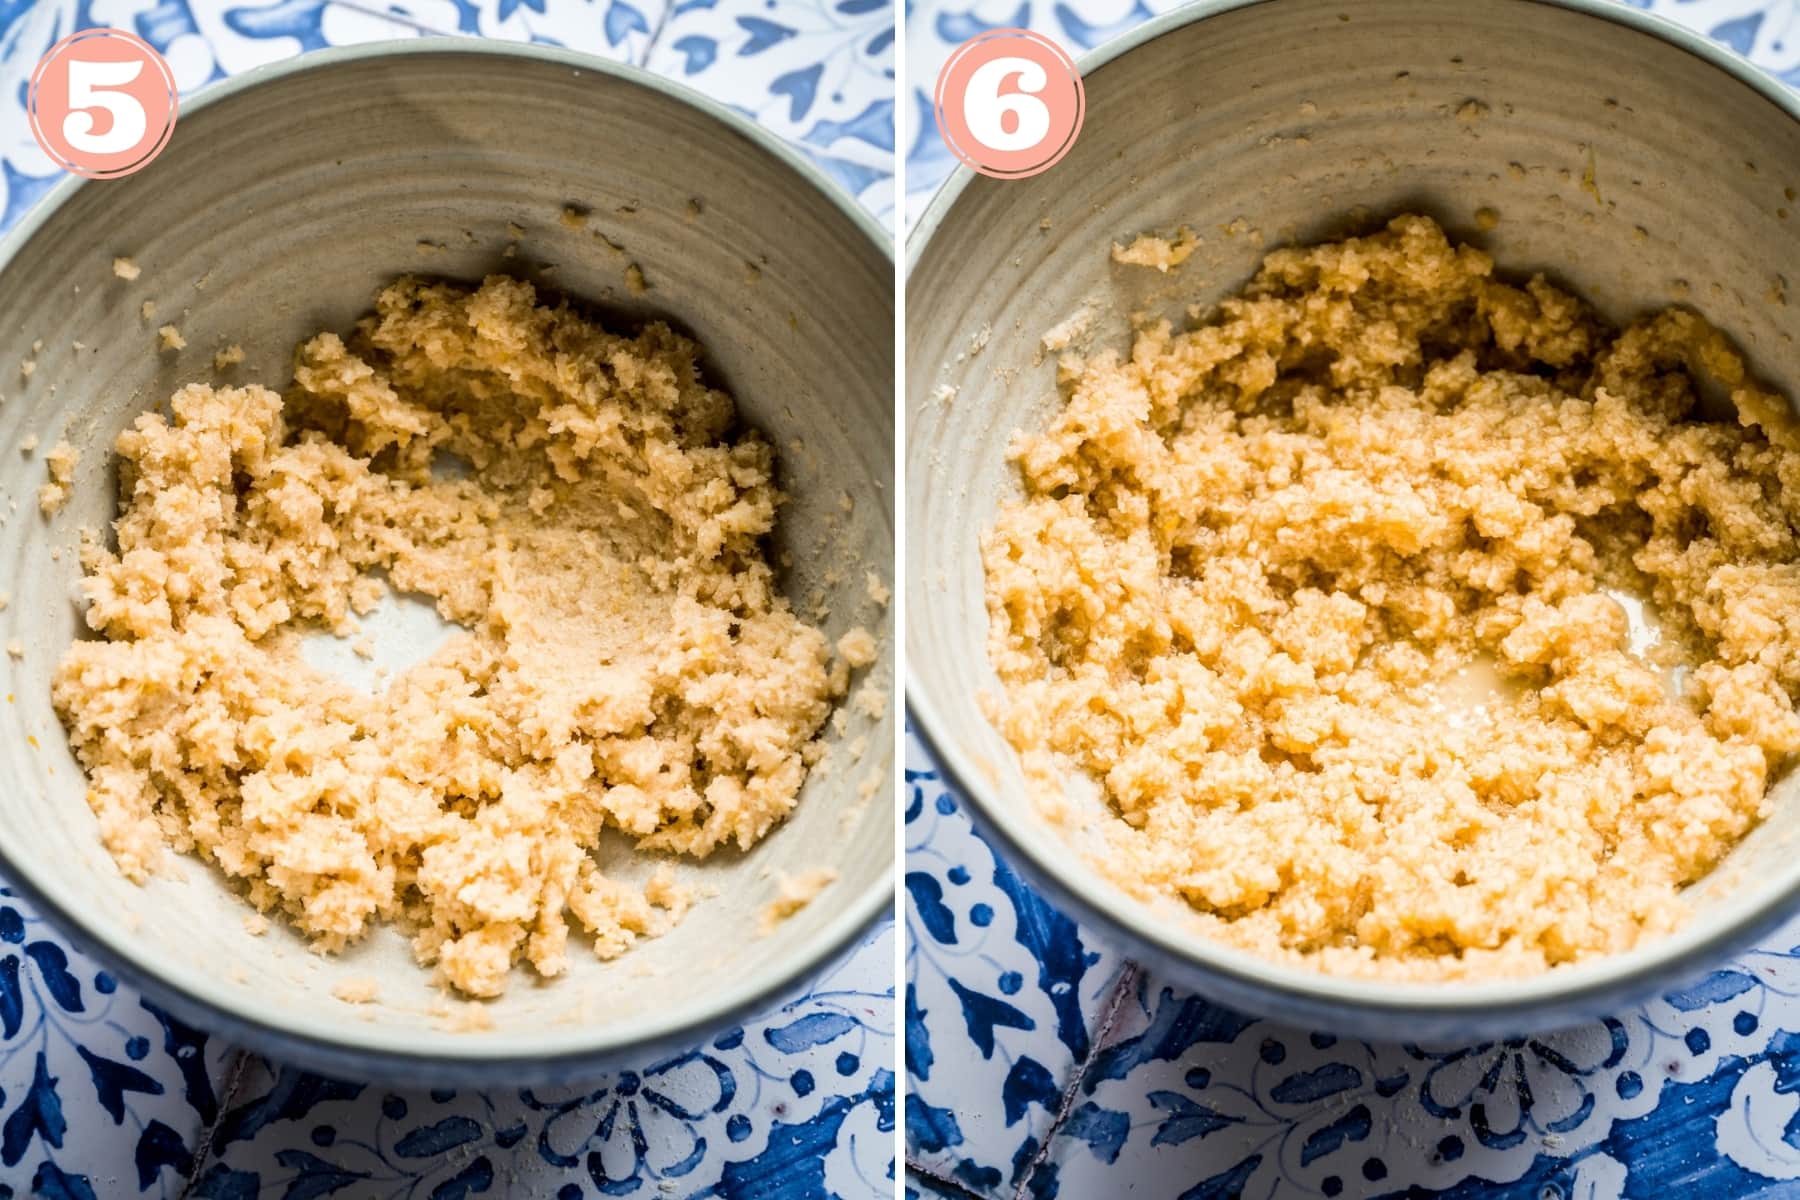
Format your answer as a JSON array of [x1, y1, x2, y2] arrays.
[[907, 0, 1800, 1041], [0, 40, 894, 1084]]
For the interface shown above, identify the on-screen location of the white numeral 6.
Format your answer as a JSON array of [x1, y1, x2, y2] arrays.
[[63, 58, 147, 155], [961, 56, 1051, 152]]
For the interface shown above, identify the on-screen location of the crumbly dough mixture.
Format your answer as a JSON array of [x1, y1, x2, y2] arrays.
[[38, 441, 77, 515], [56, 275, 862, 997], [983, 215, 1800, 981], [759, 867, 838, 935]]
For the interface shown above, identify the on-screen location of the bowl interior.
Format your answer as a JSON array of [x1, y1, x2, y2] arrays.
[[0, 43, 893, 1078], [908, 0, 1800, 1029]]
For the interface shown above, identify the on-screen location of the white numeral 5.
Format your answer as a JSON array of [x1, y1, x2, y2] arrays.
[[63, 58, 147, 155]]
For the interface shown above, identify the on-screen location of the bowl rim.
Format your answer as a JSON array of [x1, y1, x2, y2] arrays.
[[0, 36, 896, 1079], [904, 0, 1800, 1025]]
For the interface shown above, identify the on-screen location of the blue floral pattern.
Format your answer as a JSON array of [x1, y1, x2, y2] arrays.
[[0, 0, 893, 1194], [1040, 951, 1800, 1198], [646, 0, 896, 225], [191, 924, 896, 1197], [0, 888, 237, 1198], [904, 755, 1126, 1197], [905, 3, 1800, 1196]]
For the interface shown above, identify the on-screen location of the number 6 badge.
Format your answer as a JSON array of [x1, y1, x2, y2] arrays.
[[29, 28, 179, 181], [934, 28, 1085, 180]]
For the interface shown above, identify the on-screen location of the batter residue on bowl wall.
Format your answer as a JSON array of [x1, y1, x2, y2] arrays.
[[54, 276, 872, 998], [982, 215, 1800, 981]]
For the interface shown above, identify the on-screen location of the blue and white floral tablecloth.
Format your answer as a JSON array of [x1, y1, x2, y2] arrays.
[[903, 2, 1800, 1198], [0, 1, 895, 1196]]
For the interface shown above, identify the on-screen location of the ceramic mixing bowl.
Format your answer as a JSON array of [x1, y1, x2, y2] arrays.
[[908, 0, 1800, 1040], [0, 40, 894, 1083]]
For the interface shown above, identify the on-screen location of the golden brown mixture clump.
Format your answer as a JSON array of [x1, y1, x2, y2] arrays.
[[983, 215, 1800, 981], [55, 276, 864, 997]]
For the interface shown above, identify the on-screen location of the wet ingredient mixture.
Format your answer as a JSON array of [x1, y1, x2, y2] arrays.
[[983, 215, 1800, 981], [55, 276, 866, 997]]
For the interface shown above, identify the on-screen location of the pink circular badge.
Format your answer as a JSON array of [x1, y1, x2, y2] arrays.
[[29, 28, 179, 181], [934, 28, 1085, 180]]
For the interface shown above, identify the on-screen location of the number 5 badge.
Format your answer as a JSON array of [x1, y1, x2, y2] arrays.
[[29, 28, 179, 180], [934, 29, 1084, 180]]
